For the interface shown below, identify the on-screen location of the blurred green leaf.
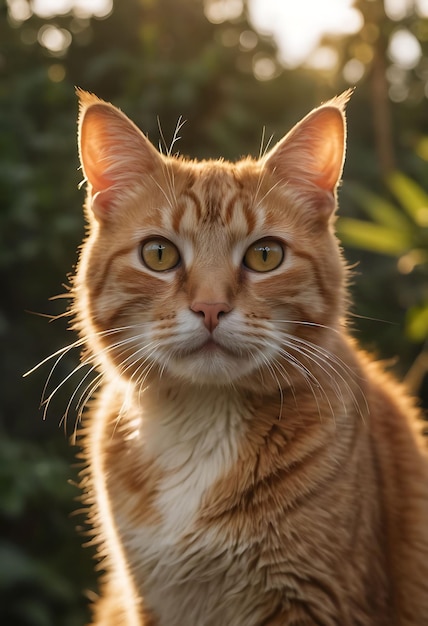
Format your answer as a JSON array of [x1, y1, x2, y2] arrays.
[[344, 182, 413, 232], [406, 305, 428, 343], [336, 218, 412, 256], [387, 171, 428, 228]]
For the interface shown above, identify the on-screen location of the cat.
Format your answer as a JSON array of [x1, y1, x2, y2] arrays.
[[72, 89, 428, 626]]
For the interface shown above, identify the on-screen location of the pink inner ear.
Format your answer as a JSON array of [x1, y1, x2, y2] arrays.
[[79, 106, 120, 195], [78, 100, 162, 207], [308, 109, 345, 192], [265, 105, 346, 195]]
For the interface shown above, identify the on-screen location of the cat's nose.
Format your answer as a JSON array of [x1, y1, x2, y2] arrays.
[[190, 302, 232, 332]]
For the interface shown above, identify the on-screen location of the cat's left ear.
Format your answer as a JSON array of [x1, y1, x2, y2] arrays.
[[263, 90, 353, 219], [77, 89, 162, 219]]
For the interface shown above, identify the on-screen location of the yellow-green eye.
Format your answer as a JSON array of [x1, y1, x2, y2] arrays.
[[243, 239, 284, 272], [140, 238, 180, 271]]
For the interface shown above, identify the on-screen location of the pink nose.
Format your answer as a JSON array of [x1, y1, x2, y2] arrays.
[[190, 302, 232, 332]]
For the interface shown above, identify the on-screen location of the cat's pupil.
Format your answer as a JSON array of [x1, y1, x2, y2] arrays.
[[243, 239, 283, 273], [140, 239, 180, 271]]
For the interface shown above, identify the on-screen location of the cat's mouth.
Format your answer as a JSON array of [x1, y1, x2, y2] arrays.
[[181, 337, 241, 358], [163, 334, 261, 383], [201, 338, 223, 352]]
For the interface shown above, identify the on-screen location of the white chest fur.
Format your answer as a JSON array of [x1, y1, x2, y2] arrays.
[[110, 384, 254, 625]]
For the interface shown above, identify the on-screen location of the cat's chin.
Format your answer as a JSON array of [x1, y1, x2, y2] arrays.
[[163, 341, 258, 385]]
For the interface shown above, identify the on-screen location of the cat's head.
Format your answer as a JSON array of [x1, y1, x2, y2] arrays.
[[74, 90, 351, 390]]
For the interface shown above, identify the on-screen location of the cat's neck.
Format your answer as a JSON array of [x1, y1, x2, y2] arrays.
[[132, 382, 252, 462], [104, 331, 365, 473]]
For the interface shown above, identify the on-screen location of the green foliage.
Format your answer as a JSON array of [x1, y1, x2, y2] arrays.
[[338, 172, 428, 343], [0, 435, 93, 626]]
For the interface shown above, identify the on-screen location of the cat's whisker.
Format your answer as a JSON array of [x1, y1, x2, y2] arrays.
[[274, 319, 342, 336], [34, 326, 145, 424], [262, 336, 335, 420], [262, 355, 286, 419], [269, 355, 300, 408], [271, 319, 369, 418], [59, 362, 99, 433], [130, 346, 161, 385], [284, 344, 363, 423], [157, 115, 185, 158], [281, 344, 343, 419], [150, 173, 174, 210], [167, 116, 186, 157], [253, 166, 268, 208], [72, 374, 104, 445], [25, 325, 139, 379], [266, 348, 327, 422], [40, 349, 80, 411], [158, 351, 173, 384], [75, 371, 102, 423], [281, 334, 369, 420], [135, 356, 162, 399], [40, 359, 90, 420], [117, 341, 161, 379], [254, 179, 282, 208], [280, 339, 345, 392], [253, 130, 275, 207], [156, 116, 184, 208], [63, 370, 102, 441], [91, 329, 156, 365], [270, 341, 321, 389], [258, 126, 275, 161], [24, 336, 87, 378]]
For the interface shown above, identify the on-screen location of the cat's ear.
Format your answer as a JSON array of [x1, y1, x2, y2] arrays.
[[77, 89, 162, 219], [263, 90, 353, 219]]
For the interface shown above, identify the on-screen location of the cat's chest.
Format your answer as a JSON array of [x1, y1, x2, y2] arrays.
[[106, 387, 249, 592], [102, 389, 255, 624]]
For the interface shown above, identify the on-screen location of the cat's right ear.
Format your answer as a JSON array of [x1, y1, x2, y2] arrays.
[[77, 89, 162, 219]]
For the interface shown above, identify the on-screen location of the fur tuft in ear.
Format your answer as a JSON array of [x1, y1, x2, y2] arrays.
[[76, 89, 162, 217], [263, 89, 353, 205]]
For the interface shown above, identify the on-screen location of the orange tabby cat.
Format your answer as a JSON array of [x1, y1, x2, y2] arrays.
[[74, 89, 428, 626]]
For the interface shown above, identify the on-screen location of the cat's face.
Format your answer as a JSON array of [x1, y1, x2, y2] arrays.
[[75, 91, 349, 389]]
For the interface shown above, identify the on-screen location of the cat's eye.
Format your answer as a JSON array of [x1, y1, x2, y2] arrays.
[[140, 238, 180, 272], [243, 239, 284, 272]]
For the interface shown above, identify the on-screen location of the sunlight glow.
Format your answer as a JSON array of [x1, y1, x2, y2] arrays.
[[9, 0, 428, 90], [388, 28, 422, 69], [38, 24, 72, 53], [385, 0, 428, 19], [32, 0, 112, 19], [7, 0, 31, 21], [343, 58, 365, 84], [417, 0, 428, 17], [252, 54, 279, 81], [248, 0, 363, 68], [385, 0, 413, 20], [306, 46, 339, 71], [204, 0, 243, 24]]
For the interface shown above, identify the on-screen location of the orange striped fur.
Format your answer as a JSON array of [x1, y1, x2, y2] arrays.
[[73, 90, 428, 625]]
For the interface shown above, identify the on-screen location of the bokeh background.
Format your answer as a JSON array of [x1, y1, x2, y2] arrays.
[[1, 0, 428, 624]]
